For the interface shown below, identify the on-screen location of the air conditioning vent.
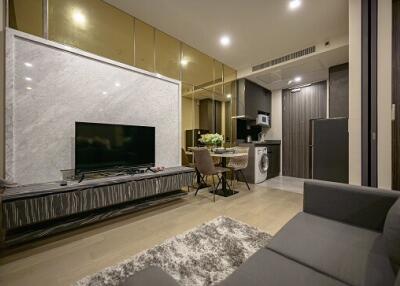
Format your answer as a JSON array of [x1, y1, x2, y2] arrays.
[[252, 46, 316, 72]]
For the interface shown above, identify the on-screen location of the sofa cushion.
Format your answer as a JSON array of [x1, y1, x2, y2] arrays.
[[267, 212, 395, 286], [218, 248, 347, 286], [118, 266, 179, 286], [383, 198, 400, 270]]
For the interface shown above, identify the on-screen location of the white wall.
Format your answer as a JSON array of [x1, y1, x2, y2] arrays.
[[6, 29, 181, 184], [377, 0, 392, 189], [0, 0, 4, 178], [264, 89, 283, 174], [348, 0, 362, 185]]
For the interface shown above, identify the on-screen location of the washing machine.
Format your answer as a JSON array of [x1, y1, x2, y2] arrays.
[[254, 147, 269, 183]]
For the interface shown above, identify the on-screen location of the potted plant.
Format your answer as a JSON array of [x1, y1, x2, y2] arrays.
[[198, 133, 224, 150]]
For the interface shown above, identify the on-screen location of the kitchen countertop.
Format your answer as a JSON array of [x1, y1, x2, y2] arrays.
[[239, 140, 281, 146]]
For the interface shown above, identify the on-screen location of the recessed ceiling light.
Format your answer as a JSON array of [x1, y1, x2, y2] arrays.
[[26, 86, 32, 90], [102, 91, 108, 95], [115, 82, 121, 87], [226, 93, 232, 99], [294, 76, 302, 82], [288, 80, 293, 85], [24, 62, 33, 67], [25, 77, 32, 81], [180, 59, 188, 67], [72, 10, 86, 26], [289, 0, 302, 10], [220, 35, 231, 47]]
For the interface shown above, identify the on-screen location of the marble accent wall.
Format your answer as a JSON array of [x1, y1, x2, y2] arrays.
[[5, 29, 181, 185]]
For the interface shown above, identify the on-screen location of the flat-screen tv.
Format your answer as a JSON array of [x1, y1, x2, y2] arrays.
[[75, 122, 155, 174]]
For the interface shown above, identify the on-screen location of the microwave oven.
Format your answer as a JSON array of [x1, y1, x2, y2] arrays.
[[256, 114, 270, 127]]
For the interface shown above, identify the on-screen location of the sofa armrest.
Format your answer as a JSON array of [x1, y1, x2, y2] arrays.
[[303, 181, 400, 232]]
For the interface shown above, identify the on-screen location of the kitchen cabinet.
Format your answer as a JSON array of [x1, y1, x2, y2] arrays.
[[267, 143, 280, 179], [236, 79, 271, 120]]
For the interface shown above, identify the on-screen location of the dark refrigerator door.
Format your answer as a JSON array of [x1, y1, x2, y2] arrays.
[[312, 118, 349, 183]]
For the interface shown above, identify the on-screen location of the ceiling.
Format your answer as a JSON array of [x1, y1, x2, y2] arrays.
[[104, 0, 349, 70], [246, 43, 349, 90]]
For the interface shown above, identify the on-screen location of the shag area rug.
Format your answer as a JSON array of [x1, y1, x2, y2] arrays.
[[75, 216, 272, 286]]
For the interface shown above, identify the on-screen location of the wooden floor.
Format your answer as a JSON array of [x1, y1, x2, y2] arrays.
[[0, 181, 303, 286]]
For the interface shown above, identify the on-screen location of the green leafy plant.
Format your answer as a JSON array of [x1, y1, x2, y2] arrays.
[[199, 133, 224, 146]]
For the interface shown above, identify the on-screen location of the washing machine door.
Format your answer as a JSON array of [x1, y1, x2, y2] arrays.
[[259, 149, 269, 173]]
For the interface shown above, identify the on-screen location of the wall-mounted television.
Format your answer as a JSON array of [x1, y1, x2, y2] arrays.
[[75, 122, 155, 174]]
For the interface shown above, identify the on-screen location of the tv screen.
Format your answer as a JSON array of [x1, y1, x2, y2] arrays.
[[75, 122, 155, 174]]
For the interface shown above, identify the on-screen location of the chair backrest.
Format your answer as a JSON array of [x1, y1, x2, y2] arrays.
[[227, 147, 250, 169], [193, 149, 216, 175]]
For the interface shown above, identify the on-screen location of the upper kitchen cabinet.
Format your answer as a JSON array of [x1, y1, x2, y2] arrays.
[[236, 79, 271, 120]]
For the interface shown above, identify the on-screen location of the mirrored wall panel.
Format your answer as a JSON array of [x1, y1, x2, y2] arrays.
[[134, 19, 154, 72], [49, 0, 134, 65], [9, 0, 43, 37], [155, 30, 180, 80]]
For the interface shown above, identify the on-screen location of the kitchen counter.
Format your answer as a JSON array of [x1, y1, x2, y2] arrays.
[[239, 140, 281, 146]]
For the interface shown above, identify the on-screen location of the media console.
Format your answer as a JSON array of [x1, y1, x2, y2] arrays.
[[0, 166, 194, 247]]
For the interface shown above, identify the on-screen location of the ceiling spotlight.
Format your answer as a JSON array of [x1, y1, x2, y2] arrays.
[[26, 86, 32, 90], [24, 62, 33, 67], [102, 91, 108, 95], [289, 0, 302, 10], [226, 93, 232, 99], [72, 9, 86, 26], [25, 77, 32, 81], [220, 35, 231, 47], [180, 59, 188, 67], [115, 82, 121, 87], [294, 76, 302, 82], [288, 80, 293, 85]]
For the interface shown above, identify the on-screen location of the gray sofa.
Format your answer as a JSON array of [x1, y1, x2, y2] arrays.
[[120, 181, 400, 286]]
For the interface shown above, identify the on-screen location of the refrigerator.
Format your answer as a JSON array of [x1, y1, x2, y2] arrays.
[[309, 118, 349, 183]]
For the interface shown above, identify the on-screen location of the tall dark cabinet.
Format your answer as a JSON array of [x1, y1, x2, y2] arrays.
[[329, 63, 349, 118]]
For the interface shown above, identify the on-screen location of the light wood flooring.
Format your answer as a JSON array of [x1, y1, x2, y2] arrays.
[[0, 180, 303, 286]]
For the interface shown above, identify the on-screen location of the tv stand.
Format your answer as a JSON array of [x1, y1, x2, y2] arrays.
[[1, 167, 194, 247]]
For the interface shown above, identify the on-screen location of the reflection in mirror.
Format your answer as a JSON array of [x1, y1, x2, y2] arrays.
[[49, 0, 134, 65], [9, 0, 43, 37], [224, 81, 237, 147], [182, 83, 198, 152], [155, 30, 180, 80], [134, 19, 155, 72], [181, 44, 214, 88]]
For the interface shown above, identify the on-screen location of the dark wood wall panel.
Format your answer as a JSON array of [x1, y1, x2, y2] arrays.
[[393, 0, 400, 190], [282, 81, 327, 178], [329, 63, 349, 118]]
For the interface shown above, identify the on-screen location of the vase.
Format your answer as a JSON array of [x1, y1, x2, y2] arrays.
[[206, 145, 215, 152]]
